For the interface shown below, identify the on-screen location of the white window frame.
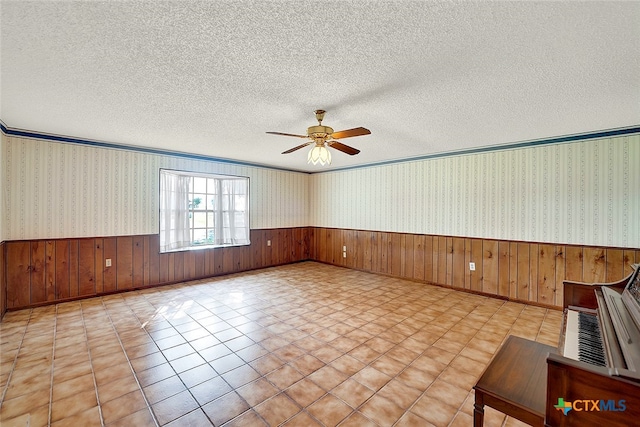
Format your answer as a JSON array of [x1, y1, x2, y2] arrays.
[[159, 169, 250, 253]]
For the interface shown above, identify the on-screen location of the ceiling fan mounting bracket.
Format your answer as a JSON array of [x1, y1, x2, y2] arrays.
[[314, 109, 326, 124]]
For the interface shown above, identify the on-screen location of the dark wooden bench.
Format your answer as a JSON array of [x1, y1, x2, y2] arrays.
[[473, 335, 556, 427]]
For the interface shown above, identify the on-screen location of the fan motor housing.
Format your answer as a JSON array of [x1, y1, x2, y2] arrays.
[[307, 125, 334, 138]]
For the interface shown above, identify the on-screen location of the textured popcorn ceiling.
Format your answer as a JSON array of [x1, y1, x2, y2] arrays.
[[1, 1, 639, 172]]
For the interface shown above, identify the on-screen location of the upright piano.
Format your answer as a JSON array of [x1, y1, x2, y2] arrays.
[[546, 263, 640, 426], [473, 264, 640, 427]]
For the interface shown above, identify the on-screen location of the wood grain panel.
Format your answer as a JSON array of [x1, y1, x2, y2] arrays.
[[437, 236, 447, 285], [583, 248, 606, 283], [68, 240, 79, 298], [537, 244, 555, 306], [445, 237, 453, 286], [605, 249, 624, 282], [295, 228, 303, 263], [565, 246, 583, 282], [482, 240, 499, 295], [116, 236, 133, 291], [79, 239, 96, 296], [308, 227, 316, 261], [283, 229, 292, 265], [464, 238, 472, 290], [333, 229, 343, 267], [624, 250, 637, 275], [354, 230, 364, 270], [55, 240, 70, 300], [148, 234, 160, 285], [403, 234, 414, 279], [273, 230, 282, 266], [94, 239, 104, 293], [346, 230, 356, 269], [232, 246, 242, 272], [452, 238, 465, 288], [174, 251, 185, 282], [302, 227, 310, 260], [363, 231, 373, 271], [378, 232, 391, 274], [45, 241, 56, 302], [183, 250, 195, 280], [529, 243, 539, 302], [413, 234, 425, 281], [241, 245, 250, 271], [317, 228, 327, 264], [103, 237, 117, 293], [470, 239, 483, 292], [497, 241, 510, 298], [30, 241, 46, 304], [222, 247, 234, 273], [133, 236, 144, 288], [509, 241, 518, 299], [6, 242, 30, 308], [158, 252, 170, 284], [555, 246, 566, 307], [194, 250, 206, 278], [424, 235, 434, 283], [370, 232, 380, 274], [390, 233, 402, 277], [213, 248, 224, 275], [516, 243, 530, 301]]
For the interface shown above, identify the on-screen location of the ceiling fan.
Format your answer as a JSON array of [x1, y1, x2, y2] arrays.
[[266, 110, 371, 165]]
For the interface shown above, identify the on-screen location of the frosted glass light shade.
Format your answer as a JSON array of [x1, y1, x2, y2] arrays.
[[307, 145, 332, 165]]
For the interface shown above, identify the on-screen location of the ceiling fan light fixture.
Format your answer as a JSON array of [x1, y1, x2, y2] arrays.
[[307, 144, 332, 165]]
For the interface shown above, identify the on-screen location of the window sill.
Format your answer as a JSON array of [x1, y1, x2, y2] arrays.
[[160, 242, 250, 254]]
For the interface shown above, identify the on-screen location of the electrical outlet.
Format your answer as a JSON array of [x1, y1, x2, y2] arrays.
[[343, 251, 347, 258], [106, 259, 112, 267], [267, 240, 271, 247], [343, 246, 347, 251], [469, 262, 475, 271]]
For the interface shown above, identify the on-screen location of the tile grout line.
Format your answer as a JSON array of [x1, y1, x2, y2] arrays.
[[158, 294, 273, 426], [2, 263, 563, 427], [48, 306, 59, 426], [0, 309, 32, 406], [130, 291, 204, 426], [388, 298, 509, 427], [80, 301, 107, 427], [99, 297, 160, 427]]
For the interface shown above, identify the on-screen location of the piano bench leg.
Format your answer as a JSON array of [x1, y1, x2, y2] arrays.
[[474, 392, 485, 427]]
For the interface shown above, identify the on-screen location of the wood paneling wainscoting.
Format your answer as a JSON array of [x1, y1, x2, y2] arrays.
[[309, 227, 640, 309], [0, 242, 6, 318], [3, 228, 309, 311], [4, 226, 638, 314]]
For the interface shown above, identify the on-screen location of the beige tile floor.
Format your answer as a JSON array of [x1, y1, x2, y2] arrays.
[[0, 261, 562, 427]]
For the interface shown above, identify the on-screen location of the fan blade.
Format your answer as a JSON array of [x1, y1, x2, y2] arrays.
[[330, 127, 371, 140], [266, 131, 308, 138], [282, 142, 313, 154], [328, 141, 360, 155]]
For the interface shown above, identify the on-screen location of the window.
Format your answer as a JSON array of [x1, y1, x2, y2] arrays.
[[159, 169, 249, 252]]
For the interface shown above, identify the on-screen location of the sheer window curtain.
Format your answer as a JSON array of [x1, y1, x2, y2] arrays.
[[159, 170, 191, 252], [214, 179, 249, 245]]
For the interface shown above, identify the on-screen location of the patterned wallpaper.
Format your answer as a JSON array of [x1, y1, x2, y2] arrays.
[[2, 135, 310, 240], [3, 132, 639, 247], [0, 133, 6, 241], [310, 134, 640, 248]]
